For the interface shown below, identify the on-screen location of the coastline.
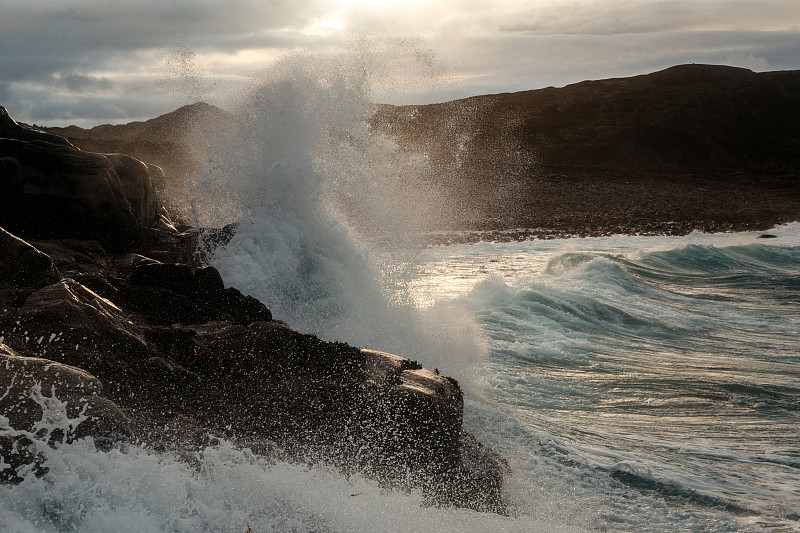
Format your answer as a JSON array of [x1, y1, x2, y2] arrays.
[[422, 220, 789, 246]]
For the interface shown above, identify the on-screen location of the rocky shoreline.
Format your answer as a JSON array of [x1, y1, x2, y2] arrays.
[[422, 219, 788, 247], [0, 107, 507, 513]]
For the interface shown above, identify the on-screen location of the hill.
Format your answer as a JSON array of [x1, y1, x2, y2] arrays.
[[371, 64, 800, 239], [43, 65, 800, 240]]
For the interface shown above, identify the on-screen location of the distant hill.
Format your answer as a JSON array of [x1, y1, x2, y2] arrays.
[[372, 64, 800, 173], [38, 65, 800, 238], [370, 64, 800, 236]]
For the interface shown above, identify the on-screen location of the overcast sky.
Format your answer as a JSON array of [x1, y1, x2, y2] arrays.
[[2, 0, 799, 127]]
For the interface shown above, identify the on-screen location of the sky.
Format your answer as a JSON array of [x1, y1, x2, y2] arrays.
[[1, 0, 799, 127]]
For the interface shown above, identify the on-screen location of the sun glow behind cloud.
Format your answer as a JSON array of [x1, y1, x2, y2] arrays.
[[1, 0, 798, 125]]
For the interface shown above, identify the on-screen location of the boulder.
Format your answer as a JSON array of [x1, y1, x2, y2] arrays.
[[0, 108, 160, 247], [182, 320, 363, 433], [0, 344, 131, 441], [0, 278, 153, 400], [103, 153, 161, 231], [127, 262, 195, 295], [0, 106, 72, 147], [28, 238, 109, 278], [193, 265, 225, 293], [359, 348, 463, 460], [175, 324, 477, 504], [120, 262, 271, 325]]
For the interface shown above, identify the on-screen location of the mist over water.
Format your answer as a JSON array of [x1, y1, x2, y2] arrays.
[[191, 52, 484, 379]]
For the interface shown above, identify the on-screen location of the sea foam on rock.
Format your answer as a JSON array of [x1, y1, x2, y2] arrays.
[[0, 108, 507, 513], [0, 343, 131, 483]]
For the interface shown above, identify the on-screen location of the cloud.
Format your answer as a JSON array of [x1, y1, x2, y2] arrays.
[[0, 0, 330, 43], [1, 0, 799, 125], [0, 0, 342, 124], [61, 73, 114, 93], [498, 0, 800, 35], [0, 0, 331, 86]]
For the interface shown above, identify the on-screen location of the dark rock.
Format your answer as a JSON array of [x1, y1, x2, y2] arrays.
[[193, 223, 239, 265], [109, 253, 161, 278], [133, 226, 199, 265], [0, 108, 160, 247], [758, 233, 778, 239], [0, 278, 151, 399], [193, 265, 225, 293], [0, 227, 59, 290], [356, 349, 463, 471], [41, 102, 235, 216], [119, 262, 270, 325], [0, 227, 61, 314], [0, 106, 72, 147], [103, 153, 161, 231], [120, 285, 208, 326], [0, 138, 136, 246], [0, 434, 47, 483], [445, 432, 509, 513], [28, 239, 109, 278], [210, 287, 272, 324], [127, 262, 195, 295], [0, 344, 131, 441]]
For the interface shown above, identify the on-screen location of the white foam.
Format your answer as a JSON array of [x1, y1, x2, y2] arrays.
[[189, 52, 486, 382], [1, 393, 578, 533]]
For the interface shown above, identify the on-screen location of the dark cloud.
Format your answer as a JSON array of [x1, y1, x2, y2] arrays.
[[0, 0, 333, 124], [0, 2, 318, 82], [0, 1, 328, 44], [62, 73, 114, 93]]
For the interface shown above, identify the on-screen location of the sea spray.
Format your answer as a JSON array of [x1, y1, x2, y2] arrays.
[[191, 53, 485, 382]]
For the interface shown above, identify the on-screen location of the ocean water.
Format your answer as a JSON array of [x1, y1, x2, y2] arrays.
[[412, 225, 800, 532], [3, 55, 799, 532]]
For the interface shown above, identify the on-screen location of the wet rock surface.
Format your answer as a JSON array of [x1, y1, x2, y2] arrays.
[[0, 109, 506, 513], [0, 344, 131, 483]]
